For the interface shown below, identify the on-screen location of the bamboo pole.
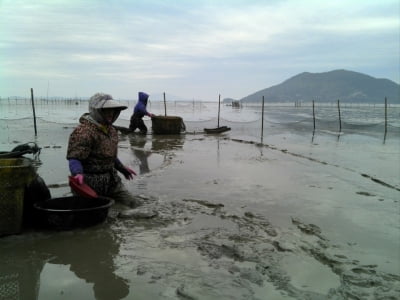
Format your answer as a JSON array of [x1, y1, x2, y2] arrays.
[[30, 88, 38, 136], [337, 99, 342, 132], [163, 92, 167, 116], [312, 100, 316, 131], [384, 97, 387, 135], [217, 94, 221, 128], [261, 95, 265, 141]]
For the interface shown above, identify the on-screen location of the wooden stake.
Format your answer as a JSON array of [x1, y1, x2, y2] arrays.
[[261, 95, 265, 141], [312, 100, 316, 131], [30, 88, 37, 136], [163, 92, 167, 116], [384, 97, 387, 135], [337, 99, 342, 132], [217, 94, 221, 128]]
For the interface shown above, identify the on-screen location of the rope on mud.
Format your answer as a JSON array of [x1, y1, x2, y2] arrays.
[[360, 173, 400, 191], [229, 137, 400, 192]]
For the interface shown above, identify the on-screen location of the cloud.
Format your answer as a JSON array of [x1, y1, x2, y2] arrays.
[[0, 0, 398, 99]]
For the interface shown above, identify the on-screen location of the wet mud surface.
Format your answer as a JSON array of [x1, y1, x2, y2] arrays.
[[0, 119, 399, 299], [105, 192, 400, 299]]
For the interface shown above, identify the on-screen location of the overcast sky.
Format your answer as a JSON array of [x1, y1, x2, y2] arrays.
[[0, 0, 398, 101]]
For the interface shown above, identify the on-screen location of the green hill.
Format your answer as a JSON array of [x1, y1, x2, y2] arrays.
[[240, 70, 400, 103]]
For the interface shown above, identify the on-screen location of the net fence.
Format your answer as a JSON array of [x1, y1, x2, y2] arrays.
[[1, 98, 399, 140]]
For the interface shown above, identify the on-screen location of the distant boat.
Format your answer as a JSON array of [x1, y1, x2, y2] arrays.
[[232, 100, 241, 108]]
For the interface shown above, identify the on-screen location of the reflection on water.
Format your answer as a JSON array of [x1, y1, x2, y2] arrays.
[[129, 135, 151, 174], [128, 134, 185, 175], [0, 227, 128, 300], [150, 134, 185, 152]]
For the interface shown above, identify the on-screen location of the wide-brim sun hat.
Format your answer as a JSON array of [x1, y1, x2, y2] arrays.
[[101, 99, 127, 110]]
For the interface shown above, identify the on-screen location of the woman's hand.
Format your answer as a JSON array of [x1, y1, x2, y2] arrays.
[[122, 167, 137, 180], [74, 174, 84, 185]]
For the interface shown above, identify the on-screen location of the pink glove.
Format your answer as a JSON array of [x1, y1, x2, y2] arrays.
[[123, 167, 137, 180], [74, 174, 84, 185]]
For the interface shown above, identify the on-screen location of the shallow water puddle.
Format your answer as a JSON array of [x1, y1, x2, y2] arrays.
[[281, 253, 340, 294], [38, 263, 93, 299]]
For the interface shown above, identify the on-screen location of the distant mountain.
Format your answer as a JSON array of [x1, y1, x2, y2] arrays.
[[240, 70, 400, 103]]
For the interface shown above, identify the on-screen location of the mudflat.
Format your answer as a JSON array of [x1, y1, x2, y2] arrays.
[[0, 117, 399, 300]]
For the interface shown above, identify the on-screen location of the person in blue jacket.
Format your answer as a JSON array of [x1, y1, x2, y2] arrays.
[[129, 92, 154, 133]]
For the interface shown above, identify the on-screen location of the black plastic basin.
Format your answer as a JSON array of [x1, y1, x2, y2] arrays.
[[34, 196, 114, 230]]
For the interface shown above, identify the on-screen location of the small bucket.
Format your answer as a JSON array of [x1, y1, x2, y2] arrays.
[[151, 116, 184, 134], [0, 158, 35, 236]]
